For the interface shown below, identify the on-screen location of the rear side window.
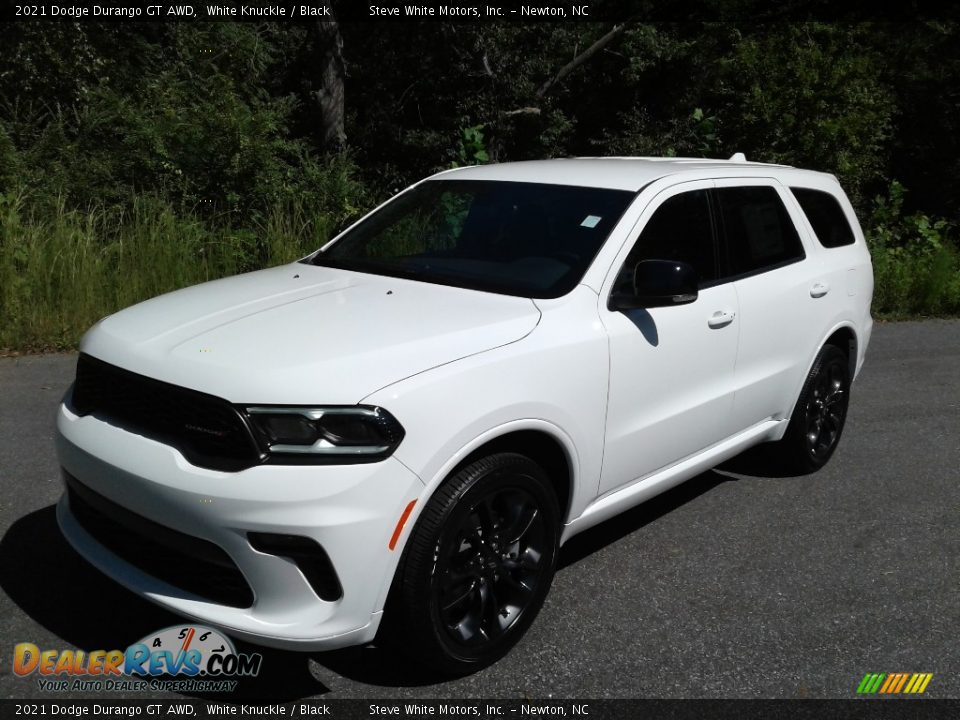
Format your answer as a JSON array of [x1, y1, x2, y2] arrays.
[[716, 186, 805, 277], [791, 187, 856, 248]]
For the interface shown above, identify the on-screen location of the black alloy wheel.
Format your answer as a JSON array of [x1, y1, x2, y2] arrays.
[[385, 452, 560, 675], [804, 354, 848, 461], [780, 344, 851, 474], [435, 485, 546, 647]]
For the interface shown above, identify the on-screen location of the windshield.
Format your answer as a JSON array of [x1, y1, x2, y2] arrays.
[[308, 179, 635, 298]]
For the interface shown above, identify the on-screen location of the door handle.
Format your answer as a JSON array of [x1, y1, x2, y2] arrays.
[[707, 310, 736, 328], [810, 281, 830, 298]]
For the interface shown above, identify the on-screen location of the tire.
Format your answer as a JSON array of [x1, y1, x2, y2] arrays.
[[386, 452, 560, 675], [778, 344, 851, 474]]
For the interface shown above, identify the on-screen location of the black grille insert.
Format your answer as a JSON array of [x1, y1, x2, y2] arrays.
[[65, 472, 254, 608], [72, 353, 261, 472]]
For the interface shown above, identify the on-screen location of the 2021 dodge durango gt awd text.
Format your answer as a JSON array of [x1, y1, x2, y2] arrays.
[[56, 157, 873, 674]]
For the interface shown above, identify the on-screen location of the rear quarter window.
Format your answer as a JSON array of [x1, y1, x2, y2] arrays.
[[791, 187, 856, 248]]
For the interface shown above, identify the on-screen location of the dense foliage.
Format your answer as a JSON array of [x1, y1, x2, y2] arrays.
[[1, 20, 958, 350]]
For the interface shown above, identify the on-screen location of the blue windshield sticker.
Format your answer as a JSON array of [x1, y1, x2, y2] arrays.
[[581, 215, 602, 228]]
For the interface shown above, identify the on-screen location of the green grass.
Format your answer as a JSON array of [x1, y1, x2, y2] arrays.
[[0, 192, 334, 352], [868, 239, 960, 319]]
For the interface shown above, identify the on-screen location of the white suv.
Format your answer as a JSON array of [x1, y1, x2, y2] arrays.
[[56, 157, 873, 674]]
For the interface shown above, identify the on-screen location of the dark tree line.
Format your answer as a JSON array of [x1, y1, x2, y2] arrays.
[[1, 20, 958, 219]]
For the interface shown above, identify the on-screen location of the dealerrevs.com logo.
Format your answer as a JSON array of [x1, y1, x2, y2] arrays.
[[13, 625, 262, 693]]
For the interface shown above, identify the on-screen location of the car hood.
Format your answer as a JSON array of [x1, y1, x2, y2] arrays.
[[80, 263, 541, 404]]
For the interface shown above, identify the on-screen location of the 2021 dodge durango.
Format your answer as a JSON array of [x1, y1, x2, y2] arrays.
[[56, 156, 873, 674]]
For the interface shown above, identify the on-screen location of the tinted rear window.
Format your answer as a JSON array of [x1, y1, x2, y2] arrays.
[[791, 187, 856, 248], [716, 186, 805, 277]]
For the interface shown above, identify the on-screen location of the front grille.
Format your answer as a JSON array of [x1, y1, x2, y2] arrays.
[[72, 353, 261, 472], [65, 472, 254, 608]]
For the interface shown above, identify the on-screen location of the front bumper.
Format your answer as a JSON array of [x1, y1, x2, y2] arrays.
[[55, 402, 424, 651]]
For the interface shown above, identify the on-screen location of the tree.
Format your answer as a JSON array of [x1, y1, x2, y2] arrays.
[[312, 20, 346, 152]]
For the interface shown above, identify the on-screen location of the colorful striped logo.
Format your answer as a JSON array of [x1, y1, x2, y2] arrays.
[[857, 673, 933, 695]]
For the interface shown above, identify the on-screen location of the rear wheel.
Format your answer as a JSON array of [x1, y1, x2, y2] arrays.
[[387, 452, 560, 675], [778, 344, 851, 474]]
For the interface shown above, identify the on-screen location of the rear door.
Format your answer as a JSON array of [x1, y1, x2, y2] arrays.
[[712, 179, 826, 430]]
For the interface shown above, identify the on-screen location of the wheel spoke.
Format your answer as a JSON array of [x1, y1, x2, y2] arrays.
[[829, 363, 843, 387], [444, 566, 478, 588], [475, 496, 498, 536], [814, 374, 827, 397], [822, 411, 841, 439], [500, 571, 533, 595], [522, 546, 542, 568], [452, 533, 479, 559], [448, 598, 483, 643], [441, 577, 478, 611], [500, 557, 521, 572], [825, 388, 846, 407], [472, 581, 491, 641], [503, 503, 539, 546], [481, 581, 505, 639]]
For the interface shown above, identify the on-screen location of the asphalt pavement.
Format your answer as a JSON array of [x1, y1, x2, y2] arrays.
[[1, 320, 957, 700]]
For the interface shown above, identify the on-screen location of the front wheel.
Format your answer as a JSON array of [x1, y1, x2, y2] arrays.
[[386, 453, 560, 675], [778, 344, 851, 474]]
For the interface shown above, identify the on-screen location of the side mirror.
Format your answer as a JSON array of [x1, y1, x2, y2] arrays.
[[609, 259, 698, 310]]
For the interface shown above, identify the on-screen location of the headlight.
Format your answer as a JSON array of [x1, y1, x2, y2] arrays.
[[244, 406, 405, 463]]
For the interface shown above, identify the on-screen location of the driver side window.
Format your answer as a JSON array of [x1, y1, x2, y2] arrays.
[[616, 189, 718, 292]]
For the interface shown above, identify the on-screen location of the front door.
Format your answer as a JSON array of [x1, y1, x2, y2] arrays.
[[598, 182, 740, 495]]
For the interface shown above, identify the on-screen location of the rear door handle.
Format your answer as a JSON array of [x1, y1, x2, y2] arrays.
[[810, 281, 830, 298], [707, 310, 736, 328]]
